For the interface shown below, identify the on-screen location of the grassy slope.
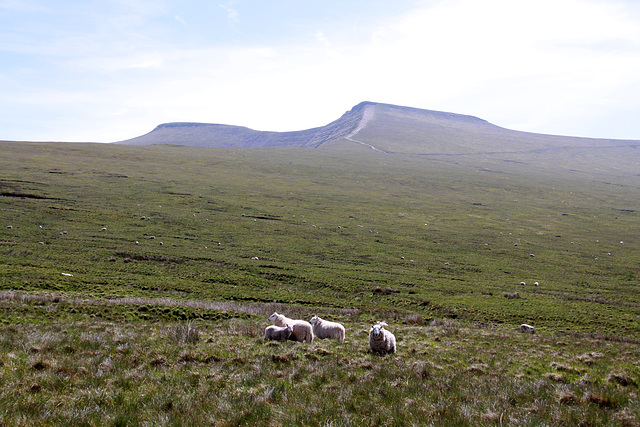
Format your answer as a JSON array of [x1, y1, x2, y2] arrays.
[[353, 103, 640, 179], [1, 141, 639, 425]]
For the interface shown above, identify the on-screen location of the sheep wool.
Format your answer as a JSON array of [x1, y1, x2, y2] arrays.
[[369, 321, 396, 355], [520, 324, 535, 334], [264, 325, 293, 342], [309, 315, 346, 342], [268, 312, 314, 343]]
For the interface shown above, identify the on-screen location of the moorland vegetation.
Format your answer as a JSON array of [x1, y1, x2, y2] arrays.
[[1, 126, 639, 425]]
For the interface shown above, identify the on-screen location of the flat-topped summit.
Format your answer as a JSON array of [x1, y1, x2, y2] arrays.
[[115, 101, 639, 175], [117, 102, 374, 148], [114, 101, 494, 149]]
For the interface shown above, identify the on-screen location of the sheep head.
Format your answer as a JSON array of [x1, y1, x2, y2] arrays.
[[371, 321, 388, 337], [282, 325, 294, 340], [309, 315, 319, 324], [268, 312, 279, 322]]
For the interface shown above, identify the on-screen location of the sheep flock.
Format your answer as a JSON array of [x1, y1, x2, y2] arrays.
[[267, 312, 398, 355], [265, 312, 536, 354]]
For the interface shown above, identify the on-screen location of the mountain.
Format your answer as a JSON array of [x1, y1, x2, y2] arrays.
[[116, 101, 640, 177], [115, 101, 502, 150], [115, 102, 371, 148]]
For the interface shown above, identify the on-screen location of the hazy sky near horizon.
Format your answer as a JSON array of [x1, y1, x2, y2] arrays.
[[2, 0, 640, 142]]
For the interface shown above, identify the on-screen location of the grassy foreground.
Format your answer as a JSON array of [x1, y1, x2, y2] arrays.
[[1, 141, 639, 425], [1, 305, 639, 426]]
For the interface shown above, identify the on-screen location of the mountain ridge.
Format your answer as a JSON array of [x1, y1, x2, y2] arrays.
[[116, 101, 374, 148], [115, 101, 499, 149], [115, 101, 640, 178]]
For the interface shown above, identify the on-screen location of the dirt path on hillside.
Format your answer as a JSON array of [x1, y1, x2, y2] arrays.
[[344, 104, 387, 153], [346, 104, 375, 139]]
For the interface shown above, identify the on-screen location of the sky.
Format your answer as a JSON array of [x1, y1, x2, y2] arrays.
[[1, 0, 640, 143]]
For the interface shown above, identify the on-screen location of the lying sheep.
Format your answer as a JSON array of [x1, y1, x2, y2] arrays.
[[520, 324, 535, 334], [369, 321, 396, 355], [309, 315, 345, 342], [264, 325, 293, 342], [268, 312, 314, 343]]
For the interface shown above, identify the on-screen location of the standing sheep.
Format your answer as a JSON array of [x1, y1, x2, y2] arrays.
[[369, 321, 396, 355], [520, 324, 535, 334], [268, 312, 314, 343], [309, 315, 345, 342], [264, 325, 293, 342]]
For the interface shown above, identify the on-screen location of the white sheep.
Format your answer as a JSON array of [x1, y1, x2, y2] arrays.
[[309, 315, 345, 342], [369, 321, 396, 355], [268, 312, 314, 343], [520, 324, 535, 334], [264, 325, 293, 342]]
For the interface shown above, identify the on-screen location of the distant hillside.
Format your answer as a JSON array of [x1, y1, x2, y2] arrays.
[[115, 102, 372, 148], [116, 101, 640, 177], [346, 102, 638, 155], [114, 101, 504, 149]]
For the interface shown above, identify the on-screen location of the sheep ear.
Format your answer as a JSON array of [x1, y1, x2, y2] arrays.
[[379, 322, 388, 327]]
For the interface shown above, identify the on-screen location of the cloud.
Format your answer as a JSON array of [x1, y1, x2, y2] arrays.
[[219, 1, 239, 24], [339, 0, 640, 137]]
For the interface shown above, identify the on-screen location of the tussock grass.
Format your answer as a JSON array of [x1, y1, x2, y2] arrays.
[[169, 321, 200, 344], [3, 315, 636, 425]]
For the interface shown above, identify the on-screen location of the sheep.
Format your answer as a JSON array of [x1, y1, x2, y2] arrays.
[[369, 321, 396, 355], [309, 315, 345, 342], [268, 312, 314, 343], [519, 281, 526, 286], [264, 325, 293, 342], [520, 324, 535, 334]]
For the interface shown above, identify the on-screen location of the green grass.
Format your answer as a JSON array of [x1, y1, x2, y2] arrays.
[[1, 141, 639, 425], [0, 314, 638, 426]]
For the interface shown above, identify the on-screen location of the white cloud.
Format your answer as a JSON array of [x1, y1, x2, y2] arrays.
[[339, 0, 640, 137], [219, 1, 239, 24]]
